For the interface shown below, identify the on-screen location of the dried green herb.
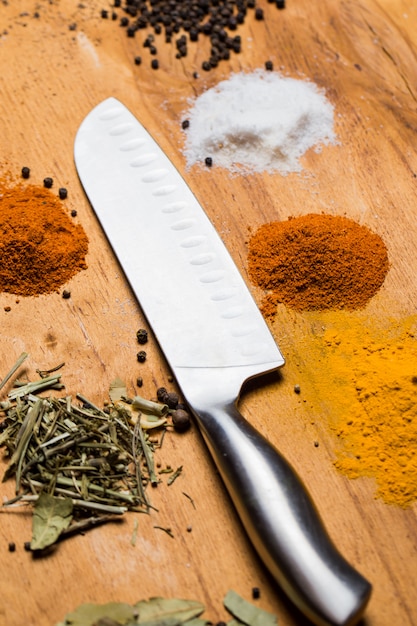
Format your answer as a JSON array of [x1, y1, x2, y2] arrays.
[[136, 597, 205, 623], [0, 351, 28, 393], [109, 377, 128, 403], [31, 492, 73, 550], [56, 597, 205, 626], [223, 590, 278, 626], [56, 593, 278, 626], [167, 466, 183, 485], [56, 601, 137, 626], [0, 357, 175, 551]]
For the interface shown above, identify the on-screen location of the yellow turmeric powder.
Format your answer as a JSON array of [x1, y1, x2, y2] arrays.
[[279, 309, 417, 508]]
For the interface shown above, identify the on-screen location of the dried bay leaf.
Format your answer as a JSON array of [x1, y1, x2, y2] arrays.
[[223, 591, 278, 626], [109, 377, 128, 403], [56, 601, 136, 626], [31, 492, 73, 550], [131, 617, 181, 626], [57, 599, 205, 626], [134, 598, 205, 623]]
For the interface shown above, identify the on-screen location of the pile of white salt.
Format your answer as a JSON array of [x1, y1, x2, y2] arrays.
[[182, 70, 337, 174]]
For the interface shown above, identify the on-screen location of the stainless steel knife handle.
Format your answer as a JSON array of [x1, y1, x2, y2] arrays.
[[192, 401, 371, 626]]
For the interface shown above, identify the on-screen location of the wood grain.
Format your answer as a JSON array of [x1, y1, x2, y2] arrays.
[[0, 1, 416, 625]]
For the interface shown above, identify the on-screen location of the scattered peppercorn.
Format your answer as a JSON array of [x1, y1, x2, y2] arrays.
[[252, 586, 261, 599], [24, 541, 31, 551], [294, 384, 301, 394], [8, 542, 16, 552], [137, 350, 147, 362], [265, 60, 273, 71], [71, 209, 77, 217], [101, 9, 108, 18], [314, 441, 320, 448], [171, 408, 191, 432], [156, 387, 167, 402], [166, 392, 179, 409], [21, 166, 30, 179], [62, 290, 71, 299], [136, 377, 143, 387], [276, 0, 285, 7], [205, 156, 213, 167], [151, 59, 159, 69], [58, 187, 68, 199], [134, 56, 142, 65], [136, 328, 148, 344], [104, 0, 285, 73], [43, 177, 53, 188], [182, 119, 190, 130]]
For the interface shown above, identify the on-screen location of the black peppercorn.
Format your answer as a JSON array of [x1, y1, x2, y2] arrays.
[[182, 119, 190, 130], [58, 187, 68, 199], [134, 56, 142, 65], [205, 156, 213, 167], [255, 8, 264, 19], [136, 377, 143, 387], [252, 586, 261, 599], [137, 350, 147, 362], [165, 391, 179, 409], [265, 60, 273, 71], [24, 541, 31, 551], [136, 328, 148, 344], [71, 209, 77, 217], [43, 177, 53, 188], [8, 542, 16, 552], [101, 9, 108, 18], [151, 59, 159, 69], [157, 387, 168, 402], [62, 289, 71, 299], [171, 408, 191, 432], [276, 0, 285, 8], [21, 166, 30, 179]]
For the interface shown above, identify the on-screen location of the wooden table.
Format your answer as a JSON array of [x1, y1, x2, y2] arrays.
[[1, 1, 416, 624]]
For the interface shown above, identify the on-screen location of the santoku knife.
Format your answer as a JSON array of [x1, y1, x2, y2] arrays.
[[74, 97, 371, 626]]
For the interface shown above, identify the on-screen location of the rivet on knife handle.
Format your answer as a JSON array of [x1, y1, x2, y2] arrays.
[[74, 97, 372, 626]]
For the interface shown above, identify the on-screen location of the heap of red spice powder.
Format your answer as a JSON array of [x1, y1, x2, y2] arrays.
[[0, 181, 88, 297], [247, 213, 389, 316]]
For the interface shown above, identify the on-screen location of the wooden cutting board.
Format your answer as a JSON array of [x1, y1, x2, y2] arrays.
[[1, 1, 416, 624]]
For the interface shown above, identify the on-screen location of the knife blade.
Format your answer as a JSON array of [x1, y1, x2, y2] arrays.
[[74, 97, 371, 626]]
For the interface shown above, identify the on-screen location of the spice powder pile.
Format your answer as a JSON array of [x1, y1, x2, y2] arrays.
[[290, 310, 417, 508], [247, 213, 389, 315], [0, 182, 88, 296]]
